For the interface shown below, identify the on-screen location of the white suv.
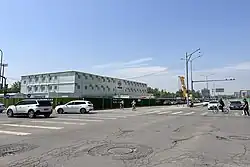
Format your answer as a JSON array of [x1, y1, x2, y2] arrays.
[[55, 100, 94, 114], [6, 99, 53, 118]]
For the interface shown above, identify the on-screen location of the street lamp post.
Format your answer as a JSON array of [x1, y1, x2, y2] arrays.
[[190, 55, 202, 94], [184, 48, 201, 106], [201, 73, 215, 90]]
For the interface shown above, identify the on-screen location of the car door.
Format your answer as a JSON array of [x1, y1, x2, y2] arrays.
[[14, 101, 27, 114], [73, 102, 86, 113], [64, 102, 75, 113]]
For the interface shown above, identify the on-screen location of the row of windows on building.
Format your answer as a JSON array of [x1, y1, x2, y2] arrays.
[[77, 73, 147, 87], [77, 84, 147, 93], [23, 75, 58, 84], [27, 85, 58, 92], [26, 84, 147, 93]]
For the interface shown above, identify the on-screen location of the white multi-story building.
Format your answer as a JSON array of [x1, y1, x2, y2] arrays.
[[20, 71, 148, 98]]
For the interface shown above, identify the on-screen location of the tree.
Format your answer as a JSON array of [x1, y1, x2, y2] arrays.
[[9, 81, 21, 93]]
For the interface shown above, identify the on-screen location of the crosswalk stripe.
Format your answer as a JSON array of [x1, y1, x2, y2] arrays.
[[0, 130, 31, 136], [2, 124, 64, 130], [171, 111, 183, 115], [182, 112, 195, 115], [51, 118, 103, 122], [201, 112, 208, 116], [30, 120, 86, 125], [158, 111, 172, 115]]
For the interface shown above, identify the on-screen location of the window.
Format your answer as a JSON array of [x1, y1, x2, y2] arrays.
[[54, 76, 57, 80], [42, 76, 46, 82], [35, 77, 39, 82], [66, 102, 74, 105], [29, 77, 32, 82], [34, 86, 38, 92], [85, 86, 88, 90], [48, 85, 52, 90], [37, 100, 52, 106], [23, 80, 26, 84], [77, 74, 80, 79], [77, 85, 80, 89], [54, 86, 58, 90], [74, 102, 86, 105], [41, 86, 45, 92]]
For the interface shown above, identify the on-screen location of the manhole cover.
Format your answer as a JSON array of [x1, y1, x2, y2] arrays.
[[0, 143, 38, 157], [108, 147, 134, 154], [228, 135, 250, 140], [88, 143, 153, 160]]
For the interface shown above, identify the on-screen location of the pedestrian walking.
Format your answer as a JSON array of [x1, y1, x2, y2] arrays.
[[242, 98, 250, 116]]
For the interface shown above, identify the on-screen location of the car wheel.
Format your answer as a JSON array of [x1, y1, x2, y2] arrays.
[[7, 109, 14, 117], [44, 113, 51, 118], [80, 108, 87, 114], [28, 110, 36, 118], [57, 108, 64, 114]]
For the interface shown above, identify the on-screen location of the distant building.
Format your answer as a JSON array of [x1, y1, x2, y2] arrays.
[[234, 92, 240, 98], [21, 71, 148, 98], [201, 88, 210, 98], [239, 90, 250, 98]]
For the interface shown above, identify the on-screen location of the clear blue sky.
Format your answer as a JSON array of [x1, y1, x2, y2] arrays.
[[1, 0, 250, 92]]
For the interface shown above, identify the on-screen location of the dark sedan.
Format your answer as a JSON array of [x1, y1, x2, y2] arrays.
[[229, 101, 243, 110]]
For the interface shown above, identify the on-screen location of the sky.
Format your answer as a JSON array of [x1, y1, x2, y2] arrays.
[[0, 0, 250, 94]]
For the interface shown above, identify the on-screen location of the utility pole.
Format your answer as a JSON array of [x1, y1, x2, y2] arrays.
[[184, 48, 201, 106], [0, 49, 3, 89], [1, 63, 8, 89]]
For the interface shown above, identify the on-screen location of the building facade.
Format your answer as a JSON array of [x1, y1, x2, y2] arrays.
[[21, 71, 148, 98]]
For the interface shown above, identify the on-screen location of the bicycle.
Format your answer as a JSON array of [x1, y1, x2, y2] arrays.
[[212, 105, 229, 114]]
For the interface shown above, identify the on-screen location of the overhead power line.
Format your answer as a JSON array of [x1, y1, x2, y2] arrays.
[[125, 69, 168, 80]]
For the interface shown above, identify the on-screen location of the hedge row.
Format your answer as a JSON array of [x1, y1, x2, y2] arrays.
[[0, 97, 183, 110]]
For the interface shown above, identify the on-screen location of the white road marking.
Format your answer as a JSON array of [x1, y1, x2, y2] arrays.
[[158, 111, 173, 115], [146, 110, 162, 114], [201, 112, 208, 116], [31, 120, 86, 125], [182, 112, 195, 115], [64, 116, 117, 120], [183, 112, 195, 115], [171, 111, 183, 115], [51, 118, 103, 122], [2, 124, 64, 130], [234, 113, 240, 116], [0, 130, 31, 136]]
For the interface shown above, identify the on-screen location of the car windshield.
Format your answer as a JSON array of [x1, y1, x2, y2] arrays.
[[37, 100, 52, 106], [87, 101, 92, 104], [209, 101, 218, 104]]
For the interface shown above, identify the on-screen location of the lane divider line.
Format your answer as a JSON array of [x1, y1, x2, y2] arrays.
[[2, 124, 64, 130]]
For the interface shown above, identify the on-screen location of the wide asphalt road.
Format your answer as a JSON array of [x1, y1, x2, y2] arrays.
[[0, 105, 250, 167]]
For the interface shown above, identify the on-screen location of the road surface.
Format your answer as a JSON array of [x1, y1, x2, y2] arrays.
[[0, 105, 250, 167]]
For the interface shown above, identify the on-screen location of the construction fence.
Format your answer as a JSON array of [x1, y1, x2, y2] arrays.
[[0, 97, 185, 110]]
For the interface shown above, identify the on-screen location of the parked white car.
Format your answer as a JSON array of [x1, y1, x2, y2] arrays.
[[6, 99, 53, 118], [207, 101, 218, 110], [55, 100, 94, 114], [202, 100, 210, 106]]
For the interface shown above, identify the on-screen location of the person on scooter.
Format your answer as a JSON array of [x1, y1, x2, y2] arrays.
[[218, 98, 225, 112]]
